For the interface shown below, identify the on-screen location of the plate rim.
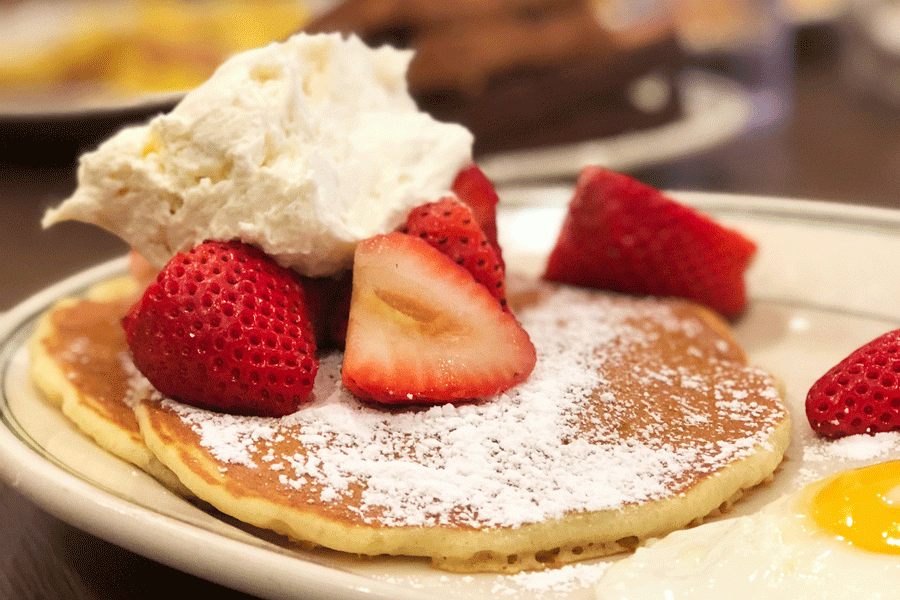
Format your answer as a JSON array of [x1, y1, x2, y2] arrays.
[[0, 90, 184, 121], [499, 187, 900, 228]]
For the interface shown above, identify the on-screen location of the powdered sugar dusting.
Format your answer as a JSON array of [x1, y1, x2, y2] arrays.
[[793, 432, 900, 487], [130, 287, 786, 529], [121, 354, 162, 408], [492, 561, 612, 596], [803, 431, 900, 462]]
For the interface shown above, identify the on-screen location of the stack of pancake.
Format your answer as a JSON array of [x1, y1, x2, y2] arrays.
[[29, 272, 790, 573]]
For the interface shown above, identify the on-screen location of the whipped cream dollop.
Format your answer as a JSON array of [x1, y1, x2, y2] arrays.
[[43, 32, 474, 277]]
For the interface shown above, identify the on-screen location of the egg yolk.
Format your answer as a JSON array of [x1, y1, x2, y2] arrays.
[[811, 460, 900, 554]]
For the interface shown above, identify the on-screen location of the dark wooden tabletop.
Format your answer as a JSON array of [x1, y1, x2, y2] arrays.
[[1, 22, 899, 600]]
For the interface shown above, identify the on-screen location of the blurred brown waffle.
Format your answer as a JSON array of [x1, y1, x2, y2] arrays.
[[308, 0, 687, 156]]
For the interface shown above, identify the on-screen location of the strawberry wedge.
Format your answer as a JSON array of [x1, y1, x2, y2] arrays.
[[544, 167, 757, 319], [401, 197, 508, 310], [806, 328, 900, 438], [452, 163, 503, 262], [343, 232, 536, 405]]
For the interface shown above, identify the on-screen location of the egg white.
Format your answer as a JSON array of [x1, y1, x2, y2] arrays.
[[594, 468, 899, 600]]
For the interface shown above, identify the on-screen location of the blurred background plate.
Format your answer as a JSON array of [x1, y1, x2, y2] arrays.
[[478, 69, 753, 184], [0, 0, 310, 118], [781, 0, 849, 24], [0, 90, 183, 120], [0, 0, 313, 164]]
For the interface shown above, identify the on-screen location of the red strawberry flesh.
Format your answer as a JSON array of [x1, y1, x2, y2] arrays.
[[299, 271, 353, 350], [452, 163, 502, 261], [544, 167, 757, 319], [806, 328, 900, 438], [401, 196, 508, 310], [123, 240, 318, 417]]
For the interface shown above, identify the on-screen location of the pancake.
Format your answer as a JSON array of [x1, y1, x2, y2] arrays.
[[28, 276, 190, 496], [130, 280, 789, 572], [29, 274, 789, 572]]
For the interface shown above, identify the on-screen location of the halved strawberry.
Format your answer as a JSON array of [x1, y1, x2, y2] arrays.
[[342, 232, 536, 405], [544, 167, 757, 319], [123, 240, 318, 417], [400, 197, 508, 310], [806, 328, 900, 438], [452, 163, 502, 260]]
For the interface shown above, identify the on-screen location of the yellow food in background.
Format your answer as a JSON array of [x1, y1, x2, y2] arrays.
[[0, 0, 310, 97]]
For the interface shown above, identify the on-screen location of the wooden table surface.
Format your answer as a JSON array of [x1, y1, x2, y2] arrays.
[[1, 23, 899, 599]]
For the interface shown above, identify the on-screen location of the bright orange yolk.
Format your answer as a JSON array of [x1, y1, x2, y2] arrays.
[[811, 460, 900, 554]]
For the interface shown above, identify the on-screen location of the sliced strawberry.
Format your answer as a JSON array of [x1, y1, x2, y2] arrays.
[[806, 328, 900, 438], [342, 232, 536, 405], [544, 167, 757, 319], [452, 163, 502, 261], [123, 240, 318, 417], [400, 197, 508, 310]]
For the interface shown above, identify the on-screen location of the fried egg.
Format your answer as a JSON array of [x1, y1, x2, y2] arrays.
[[595, 460, 900, 599]]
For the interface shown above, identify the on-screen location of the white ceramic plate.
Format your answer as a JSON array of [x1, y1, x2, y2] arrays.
[[478, 72, 754, 184], [3, 192, 900, 599]]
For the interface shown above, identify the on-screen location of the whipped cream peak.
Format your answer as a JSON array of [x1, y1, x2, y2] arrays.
[[43, 32, 474, 277]]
